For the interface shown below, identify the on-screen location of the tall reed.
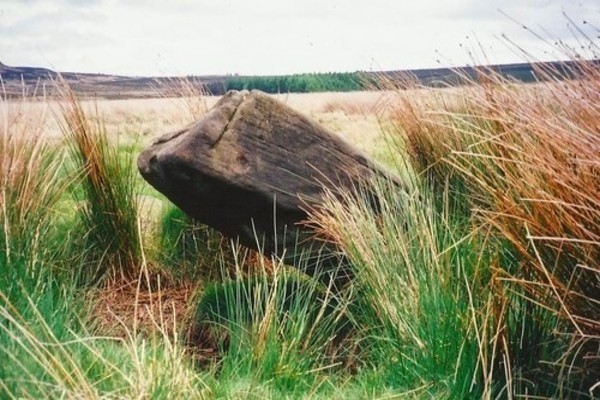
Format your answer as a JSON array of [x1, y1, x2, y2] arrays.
[[0, 85, 68, 308], [308, 163, 491, 397], [382, 59, 600, 396], [56, 83, 142, 283], [0, 84, 81, 397]]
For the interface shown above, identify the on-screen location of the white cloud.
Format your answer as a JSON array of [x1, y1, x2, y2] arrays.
[[0, 0, 597, 76]]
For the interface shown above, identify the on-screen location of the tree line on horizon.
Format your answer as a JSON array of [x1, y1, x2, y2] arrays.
[[214, 72, 365, 94]]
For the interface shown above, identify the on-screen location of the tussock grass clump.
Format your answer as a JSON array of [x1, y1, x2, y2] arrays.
[[189, 252, 354, 398], [383, 59, 600, 395], [0, 87, 69, 307], [309, 168, 490, 398], [57, 84, 142, 283]]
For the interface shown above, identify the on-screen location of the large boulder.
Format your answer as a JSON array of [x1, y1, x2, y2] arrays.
[[138, 90, 395, 283]]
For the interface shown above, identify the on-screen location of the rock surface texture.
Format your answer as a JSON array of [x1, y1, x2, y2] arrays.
[[138, 90, 395, 283]]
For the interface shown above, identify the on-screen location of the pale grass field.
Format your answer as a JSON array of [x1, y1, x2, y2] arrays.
[[1, 91, 390, 155], [0, 84, 541, 159]]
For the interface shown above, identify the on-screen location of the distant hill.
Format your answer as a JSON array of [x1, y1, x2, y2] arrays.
[[0, 59, 596, 99], [377, 60, 596, 87], [0, 62, 225, 99], [0, 64, 57, 81]]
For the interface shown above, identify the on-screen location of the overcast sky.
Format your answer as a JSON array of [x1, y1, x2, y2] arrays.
[[1, 0, 598, 76]]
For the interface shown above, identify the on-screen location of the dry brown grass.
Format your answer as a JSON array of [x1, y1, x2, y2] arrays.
[[0, 91, 388, 152], [0, 88, 67, 263], [383, 61, 600, 383], [56, 82, 143, 282]]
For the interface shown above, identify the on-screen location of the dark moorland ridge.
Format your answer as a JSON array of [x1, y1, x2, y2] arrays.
[[0, 59, 597, 99]]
